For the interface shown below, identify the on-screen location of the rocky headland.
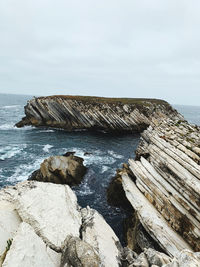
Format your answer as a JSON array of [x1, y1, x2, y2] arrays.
[[0, 95, 199, 266], [15, 95, 182, 132]]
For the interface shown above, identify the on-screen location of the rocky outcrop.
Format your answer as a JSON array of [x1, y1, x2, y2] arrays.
[[0, 181, 122, 267], [120, 118, 200, 257], [16, 95, 182, 132], [30, 154, 87, 185], [60, 236, 100, 267], [0, 180, 199, 266]]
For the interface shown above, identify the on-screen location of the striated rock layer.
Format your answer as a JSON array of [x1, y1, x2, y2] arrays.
[[121, 117, 200, 257], [16, 95, 182, 132]]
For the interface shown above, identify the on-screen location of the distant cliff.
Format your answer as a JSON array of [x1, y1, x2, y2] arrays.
[[16, 95, 182, 132]]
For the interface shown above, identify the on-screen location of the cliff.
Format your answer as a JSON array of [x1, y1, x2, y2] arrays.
[[109, 116, 200, 257], [16, 95, 182, 132]]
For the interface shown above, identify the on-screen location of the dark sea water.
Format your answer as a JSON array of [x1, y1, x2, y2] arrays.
[[0, 93, 200, 243]]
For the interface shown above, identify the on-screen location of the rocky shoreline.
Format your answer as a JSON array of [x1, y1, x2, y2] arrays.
[[0, 95, 199, 266]]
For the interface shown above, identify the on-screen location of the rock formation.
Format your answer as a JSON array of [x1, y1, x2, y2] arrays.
[[16, 95, 182, 132], [0, 180, 199, 267], [29, 153, 87, 185], [109, 117, 200, 258]]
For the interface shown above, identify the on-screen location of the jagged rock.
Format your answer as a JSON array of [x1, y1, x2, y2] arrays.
[[122, 173, 192, 257], [163, 250, 200, 267], [144, 248, 172, 266], [107, 167, 133, 208], [130, 252, 149, 267], [2, 222, 61, 267], [0, 200, 21, 256], [60, 235, 100, 267], [120, 117, 200, 256], [1, 181, 82, 252], [121, 247, 138, 266], [16, 95, 181, 132], [81, 207, 122, 267], [30, 154, 87, 185]]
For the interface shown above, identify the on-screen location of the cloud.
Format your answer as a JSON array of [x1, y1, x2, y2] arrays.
[[0, 0, 200, 105]]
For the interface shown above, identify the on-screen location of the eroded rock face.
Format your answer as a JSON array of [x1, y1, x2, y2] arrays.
[[0, 181, 124, 267], [30, 154, 87, 185], [60, 235, 100, 267], [81, 207, 123, 267], [16, 95, 181, 132], [2, 222, 61, 267], [121, 118, 200, 256]]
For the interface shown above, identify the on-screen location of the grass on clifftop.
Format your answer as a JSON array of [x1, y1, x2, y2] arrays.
[[37, 95, 169, 106]]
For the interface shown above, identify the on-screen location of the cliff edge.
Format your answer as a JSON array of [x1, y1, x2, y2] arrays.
[[16, 95, 182, 132]]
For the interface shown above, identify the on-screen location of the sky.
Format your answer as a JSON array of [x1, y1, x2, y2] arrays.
[[0, 0, 200, 105]]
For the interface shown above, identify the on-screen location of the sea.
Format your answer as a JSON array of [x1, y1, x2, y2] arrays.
[[0, 93, 200, 243]]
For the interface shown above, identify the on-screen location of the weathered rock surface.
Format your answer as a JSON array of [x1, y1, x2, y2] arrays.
[[81, 207, 122, 267], [30, 154, 87, 185], [121, 118, 200, 257], [0, 181, 124, 267], [60, 235, 100, 267], [2, 222, 61, 267], [16, 95, 181, 132]]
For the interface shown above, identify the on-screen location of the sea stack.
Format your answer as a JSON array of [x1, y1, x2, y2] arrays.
[[15, 95, 182, 132]]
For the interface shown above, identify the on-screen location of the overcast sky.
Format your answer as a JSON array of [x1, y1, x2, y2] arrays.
[[0, 0, 200, 105]]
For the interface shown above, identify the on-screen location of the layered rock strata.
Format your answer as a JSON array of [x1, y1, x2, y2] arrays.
[[120, 118, 200, 257], [16, 95, 182, 132]]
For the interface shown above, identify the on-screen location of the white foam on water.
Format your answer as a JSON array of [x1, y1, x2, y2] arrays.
[[0, 124, 33, 131], [1, 105, 21, 109], [43, 144, 53, 153], [38, 129, 55, 133], [7, 156, 45, 183], [101, 165, 111, 173], [108, 150, 124, 159], [0, 144, 27, 160], [68, 147, 117, 166]]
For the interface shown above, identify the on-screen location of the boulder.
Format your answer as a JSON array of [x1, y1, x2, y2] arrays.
[[30, 154, 87, 185], [2, 222, 61, 267], [81, 207, 122, 267], [60, 235, 100, 267]]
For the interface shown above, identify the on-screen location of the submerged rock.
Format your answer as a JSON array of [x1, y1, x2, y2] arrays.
[[30, 154, 87, 185]]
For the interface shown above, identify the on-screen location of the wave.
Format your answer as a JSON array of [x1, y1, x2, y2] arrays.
[[66, 147, 116, 166], [7, 156, 45, 183], [38, 129, 55, 133], [101, 165, 111, 173], [0, 144, 27, 160], [0, 124, 32, 131], [108, 150, 124, 159], [43, 144, 53, 153], [1, 105, 21, 109]]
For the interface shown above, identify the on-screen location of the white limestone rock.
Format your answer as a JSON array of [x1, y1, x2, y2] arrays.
[[2, 222, 61, 267], [0, 200, 21, 256], [15, 181, 82, 251], [144, 248, 172, 266], [163, 250, 200, 267], [81, 207, 122, 267], [122, 173, 192, 257]]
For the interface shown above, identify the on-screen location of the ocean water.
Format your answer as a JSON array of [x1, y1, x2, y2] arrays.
[[0, 93, 199, 243]]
